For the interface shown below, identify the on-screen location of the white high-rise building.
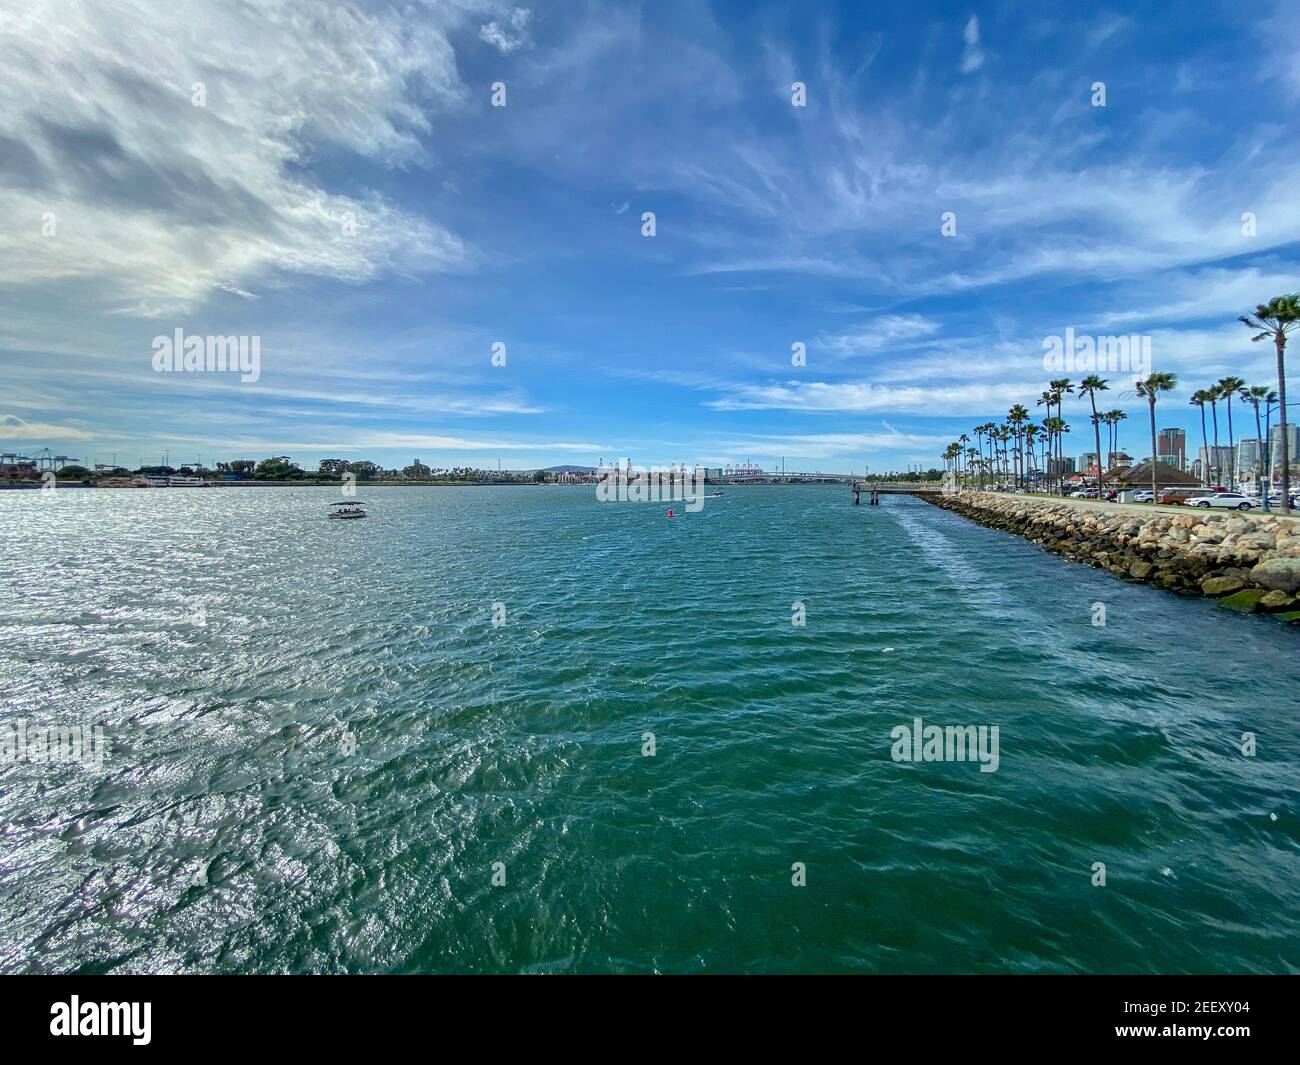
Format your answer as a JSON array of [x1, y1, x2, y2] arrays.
[[1197, 445, 1234, 484], [1268, 424, 1300, 480], [1235, 438, 1263, 475]]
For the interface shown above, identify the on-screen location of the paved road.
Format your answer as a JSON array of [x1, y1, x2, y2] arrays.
[[969, 491, 1300, 527]]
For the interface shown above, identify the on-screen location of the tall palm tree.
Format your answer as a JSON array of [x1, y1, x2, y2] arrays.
[[1205, 383, 1223, 486], [1040, 418, 1071, 494], [1103, 409, 1127, 464], [1024, 423, 1040, 489], [1188, 390, 1211, 487], [1135, 373, 1178, 504], [1008, 405, 1029, 488], [1078, 375, 1109, 497], [1049, 378, 1074, 494], [1239, 385, 1273, 498], [1216, 375, 1246, 489], [1040, 418, 1057, 493], [983, 421, 998, 487], [1240, 295, 1300, 514], [957, 434, 970, 484]]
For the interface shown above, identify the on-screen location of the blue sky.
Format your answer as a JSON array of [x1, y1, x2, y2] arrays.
[[3, 0, 1299, 472]]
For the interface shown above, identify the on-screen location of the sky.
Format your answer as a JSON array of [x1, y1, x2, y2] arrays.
[[2, 0, 1299, 473]]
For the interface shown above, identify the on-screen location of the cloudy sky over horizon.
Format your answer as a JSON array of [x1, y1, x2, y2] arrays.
[[3, 0, 1299, 471]]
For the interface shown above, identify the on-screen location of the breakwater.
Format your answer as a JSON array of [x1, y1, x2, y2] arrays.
[[922, 492, 1300, 623]]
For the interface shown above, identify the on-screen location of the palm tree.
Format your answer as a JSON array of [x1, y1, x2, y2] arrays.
[[1239, 385, 1273, 499], [1240, 295, 1300, 514], [1049, 378, 1074, 494], [1216, 375, 1246, 489], [1188, 390, 1211, 487], [1205, 383, 1223, 486], [1078, 375, 1109, 497], [1040, 421, 1071, 496], [1103, 409, 1127, 465], [1040, 418, 1053, 493], [980, 423, 994, 487], [1023, 423, 1040, 489], [1135, 373, 1178, 504], [1008, 405, 1029, 488], [957, 434, 970, 485]]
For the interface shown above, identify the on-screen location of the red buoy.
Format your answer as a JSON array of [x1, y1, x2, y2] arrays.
[[667, 509, 674, 517]]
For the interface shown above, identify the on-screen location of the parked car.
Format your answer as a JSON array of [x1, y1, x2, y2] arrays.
[[1069, 488, 1099, 498], [1183, 492, 1258, 510], [1131, 490, 1155, 503]]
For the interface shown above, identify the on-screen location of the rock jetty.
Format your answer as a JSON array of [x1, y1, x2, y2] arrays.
[[923, 492, 1300, 624]]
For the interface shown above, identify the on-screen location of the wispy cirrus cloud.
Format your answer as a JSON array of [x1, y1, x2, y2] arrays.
[[959, 15, 984, 74], [0, 0, 484, 315], [0, 414, 93, 441]]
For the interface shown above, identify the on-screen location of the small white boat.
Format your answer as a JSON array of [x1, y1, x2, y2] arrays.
[[708, 490, 724, 497], [328, 500, 367, 519]]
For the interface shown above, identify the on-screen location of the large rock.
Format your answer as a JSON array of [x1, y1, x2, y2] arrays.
[[1219, 589, 1267, 612], [1258, 590, 1298, 613], [1200, 575, 1245, 597], [1248, 557, 1300, 594]]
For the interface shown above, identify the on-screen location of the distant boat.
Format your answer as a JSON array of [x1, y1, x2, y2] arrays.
[[328, 500, 367, 520], [708, 490, 724, 497], [166, 476, 211, 487]]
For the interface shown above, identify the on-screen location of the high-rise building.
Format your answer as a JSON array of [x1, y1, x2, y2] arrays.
[[1048, 457, 1075, 477], [1235, 438, 1264, 475], [1157, 428, 1186, 469], [1197, 445, 1234, 484], [1268, 424, 1300, 479], [1080, 452, 1098, 470]]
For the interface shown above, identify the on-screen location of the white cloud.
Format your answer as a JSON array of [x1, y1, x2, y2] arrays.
[[822, 314, 942, 357], [706, 379, 1043, 416], [960, 15, 984, 74], [479, 8, 532, 54], [716, 430, 948, 460], [0, 0, 480, 314], [156, 431, 602, 453], [0, 414, 93, 441]]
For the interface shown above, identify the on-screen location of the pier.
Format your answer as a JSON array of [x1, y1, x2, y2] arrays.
[[852, 481, 944, 504]]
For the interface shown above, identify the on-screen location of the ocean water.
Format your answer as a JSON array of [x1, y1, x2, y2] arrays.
[[1, 484, 1297, 974]]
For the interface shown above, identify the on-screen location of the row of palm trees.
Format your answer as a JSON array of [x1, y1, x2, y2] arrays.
[[1187, 380, 1281, 492], [940, 294, 1298, 513]]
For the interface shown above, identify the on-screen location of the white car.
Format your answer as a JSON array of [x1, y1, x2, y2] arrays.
[[1183, 492, 1258, 510], [1131, 490, 1155, 503]]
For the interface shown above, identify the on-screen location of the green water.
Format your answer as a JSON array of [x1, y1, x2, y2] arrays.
[[0, 485, 1296, 973]]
